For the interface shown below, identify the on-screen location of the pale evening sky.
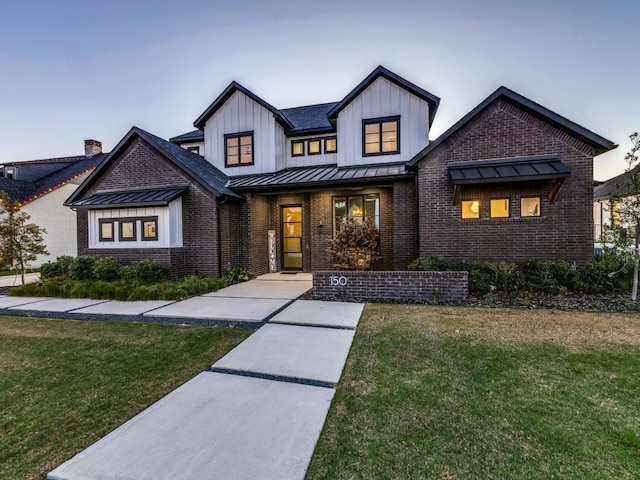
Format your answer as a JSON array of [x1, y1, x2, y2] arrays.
[[0, 0, 637, 181]]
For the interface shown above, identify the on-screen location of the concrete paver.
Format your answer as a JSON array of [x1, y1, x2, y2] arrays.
[[269, 300, 364, 329], [144, 295, 291, 322], [9, 298, 109, 312], [72, 300, 175, 316], [48, 372, 335, 480], [0, 295, 52, 308], [204, 279, 311, 299], [213, 323, 356, 386]]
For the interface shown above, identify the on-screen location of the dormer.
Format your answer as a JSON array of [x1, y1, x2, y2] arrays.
[[194, 82, 292, 176]]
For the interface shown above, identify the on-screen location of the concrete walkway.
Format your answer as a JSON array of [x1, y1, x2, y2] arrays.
[[45, 273, 364, 480]]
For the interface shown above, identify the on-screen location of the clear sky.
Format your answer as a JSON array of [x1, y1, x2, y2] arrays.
[[0, 0, 637, 180]]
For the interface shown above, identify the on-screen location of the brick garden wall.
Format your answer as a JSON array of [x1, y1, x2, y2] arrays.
[[417, 99, 596, 265], [313, 270, 468, 302]]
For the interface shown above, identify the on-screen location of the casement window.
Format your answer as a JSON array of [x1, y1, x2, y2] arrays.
[[363, 116, 400, 156], [333, 194, 380, 233], [521, 197, 541, 217], [225, 131, 254, 167], [461, 200, 480, 219], [142, 218, 158, 241], [291, 140, 304, 157], [490, 198, 510, 218], [119, 220, 136, 241], [307, 139, 321, 155], [324, 137, 337, 154], [99, 219, 115, 242], [187, 146, 200, 155]]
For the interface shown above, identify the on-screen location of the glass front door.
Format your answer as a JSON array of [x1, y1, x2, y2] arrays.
[[282, 206, 303, 270]]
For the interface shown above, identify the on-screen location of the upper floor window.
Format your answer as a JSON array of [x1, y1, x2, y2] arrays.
[[325, 137, 337, 154], [225, 131, 254, 167], [187, 146, 200, 155], [292, 140, 304, 157], [363, 116, 400, 156], [308, 139, 321, 155]]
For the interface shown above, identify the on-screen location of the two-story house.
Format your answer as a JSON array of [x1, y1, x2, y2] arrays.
[[65, 66, 615, 278]]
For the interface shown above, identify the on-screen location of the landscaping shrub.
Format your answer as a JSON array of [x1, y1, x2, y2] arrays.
[[327, 217, 380, 270], [132, 260, 166, 283], [92, 257, 122, 282], [408, 256, 448, 271], [40, 256, 74, 279], [222, 266, 255, 285], [70, 256, 97, 281]]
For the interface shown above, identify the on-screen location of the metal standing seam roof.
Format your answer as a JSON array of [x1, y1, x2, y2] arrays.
[[228, 163, 410, 190], [448, 156, 571, 184], [69, 186, 189, 209]]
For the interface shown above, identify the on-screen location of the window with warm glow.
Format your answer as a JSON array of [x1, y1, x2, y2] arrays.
[[521, 197, 541, 217], [225, 132, 254, 167], [461, 200, 480, 219], [333, 194, 380, 234], [308, 139, 321, 155], [490, 198, 510, 218], [291, 140, 304, 157], [324, 137, 337, 153], [99, 220, 114, 242], [363, 116, 399, 156], [119, 220, 136, 241], [142, 218, 158, 241]]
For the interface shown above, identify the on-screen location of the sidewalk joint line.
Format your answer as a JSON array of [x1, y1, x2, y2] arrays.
[[207, 367, 336, 389]]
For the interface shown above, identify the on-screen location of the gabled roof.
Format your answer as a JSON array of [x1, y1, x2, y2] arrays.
[[69, 185, 188, 209], [594, 167, 639, 200], [408, 86, 617, 169], [327, 65, 440, 127], [449, 155, 571, 185], [65, 126, 240, 206], [280, 102, 339, 136], [193, 81, 293, 131], [169, 129, 204, 144]]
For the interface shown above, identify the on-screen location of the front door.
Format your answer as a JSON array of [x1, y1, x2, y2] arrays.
[[282, 206, 303, 270]]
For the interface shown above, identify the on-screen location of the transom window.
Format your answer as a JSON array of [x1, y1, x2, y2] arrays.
[[225, 131, 254, 167], [292, 140, 304, 157], [308, 139, 321, 155], [521, 197, 541, 217], [333, 194, 380, 234], [490, 198, 510, 218], [363, 116, 400, 156], [325, 137, 337, 153]]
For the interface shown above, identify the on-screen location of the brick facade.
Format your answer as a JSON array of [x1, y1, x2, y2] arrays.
[[417, 99, 596, 265], [313, 270, 468, 302]]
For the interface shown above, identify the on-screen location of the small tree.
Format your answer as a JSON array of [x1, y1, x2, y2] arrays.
[[0, 192, 49, 284], [603, 132, 640, 301], [327, 217, 380, 270]]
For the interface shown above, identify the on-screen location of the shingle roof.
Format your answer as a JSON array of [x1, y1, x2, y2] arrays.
[[65, 126, 240, 206], [449, 155, 571, 185], [169, 130, 204, 144], [594, 167, 639, 200], [280, 102, 339, 136], [408, 86, 617, 168], [69, 185, 188, 209], [228, 163, 411, 191]]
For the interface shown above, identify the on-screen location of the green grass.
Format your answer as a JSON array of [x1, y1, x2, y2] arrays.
[[0, 316, 251, 480], [307, 305, 640, 479]]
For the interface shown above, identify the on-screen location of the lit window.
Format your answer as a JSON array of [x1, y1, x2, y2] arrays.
[[292, 140, 304, 157], [308, 139, 321, 155], [99, 219, 114, 242], [324, 137, 337, 153], [490, 198, 510, 218], [462, 200, 480, 219], [142, 218, 158, 241], [521, 197, 541, 217], [119, 220, 136, 241], [363, 116, 399, 156], [333, 194, 380, 234], [225, 132, 254, 167]]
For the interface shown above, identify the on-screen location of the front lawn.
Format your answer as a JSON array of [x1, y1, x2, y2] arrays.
[[308, 305, 640, 479], [0, 316, 251, 480]]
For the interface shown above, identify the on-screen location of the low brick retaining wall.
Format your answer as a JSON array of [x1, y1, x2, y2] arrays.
[[313, 270, 468, 303]]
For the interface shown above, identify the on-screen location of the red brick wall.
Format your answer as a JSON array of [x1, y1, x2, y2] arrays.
[[417, 99, 596, 265], [77, 137, 223, 278]]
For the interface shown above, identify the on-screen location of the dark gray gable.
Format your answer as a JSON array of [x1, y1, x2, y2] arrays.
[[408, 86, 617, 169], [327, 65, 440, 128], [170, 129, 204, 144], [280, 102, 339, 136]]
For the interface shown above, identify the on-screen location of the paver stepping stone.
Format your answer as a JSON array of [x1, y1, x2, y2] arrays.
[[204, 280, 311, 299], [8, 298, 108, 312], [0, 296, 52, 308], [269, 300, 363, 329], [73, 300, 175, 316]]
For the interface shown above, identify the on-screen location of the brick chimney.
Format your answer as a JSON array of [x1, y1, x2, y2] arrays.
[[84, 139, 102, 157]]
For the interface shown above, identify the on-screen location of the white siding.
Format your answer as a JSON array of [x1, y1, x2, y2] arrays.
[[275, 123, 286, 171], [179, 142, 205, 156], [88, 198, 183, 249], [203, 90, 277, 176], [23, 183, 80, 266], [283, 135, 338, 169], [336, 76, 430, 167]]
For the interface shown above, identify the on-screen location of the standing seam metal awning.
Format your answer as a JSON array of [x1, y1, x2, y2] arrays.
[[69, 185, 189, 209]]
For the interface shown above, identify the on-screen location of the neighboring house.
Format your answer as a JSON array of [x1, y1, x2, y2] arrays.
[[66, 66, 616, 278], [0, 140, 106, 266], [593, 168, 638, 245]]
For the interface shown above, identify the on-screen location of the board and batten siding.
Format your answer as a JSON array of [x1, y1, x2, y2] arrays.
[[336, 76, 430, 167], [88, 199, 183, 249], [203, 90, 277, 176], [283, 135, 338, 169]]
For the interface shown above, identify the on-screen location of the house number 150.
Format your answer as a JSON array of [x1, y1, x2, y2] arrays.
[[330, 275, 348, 286]]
